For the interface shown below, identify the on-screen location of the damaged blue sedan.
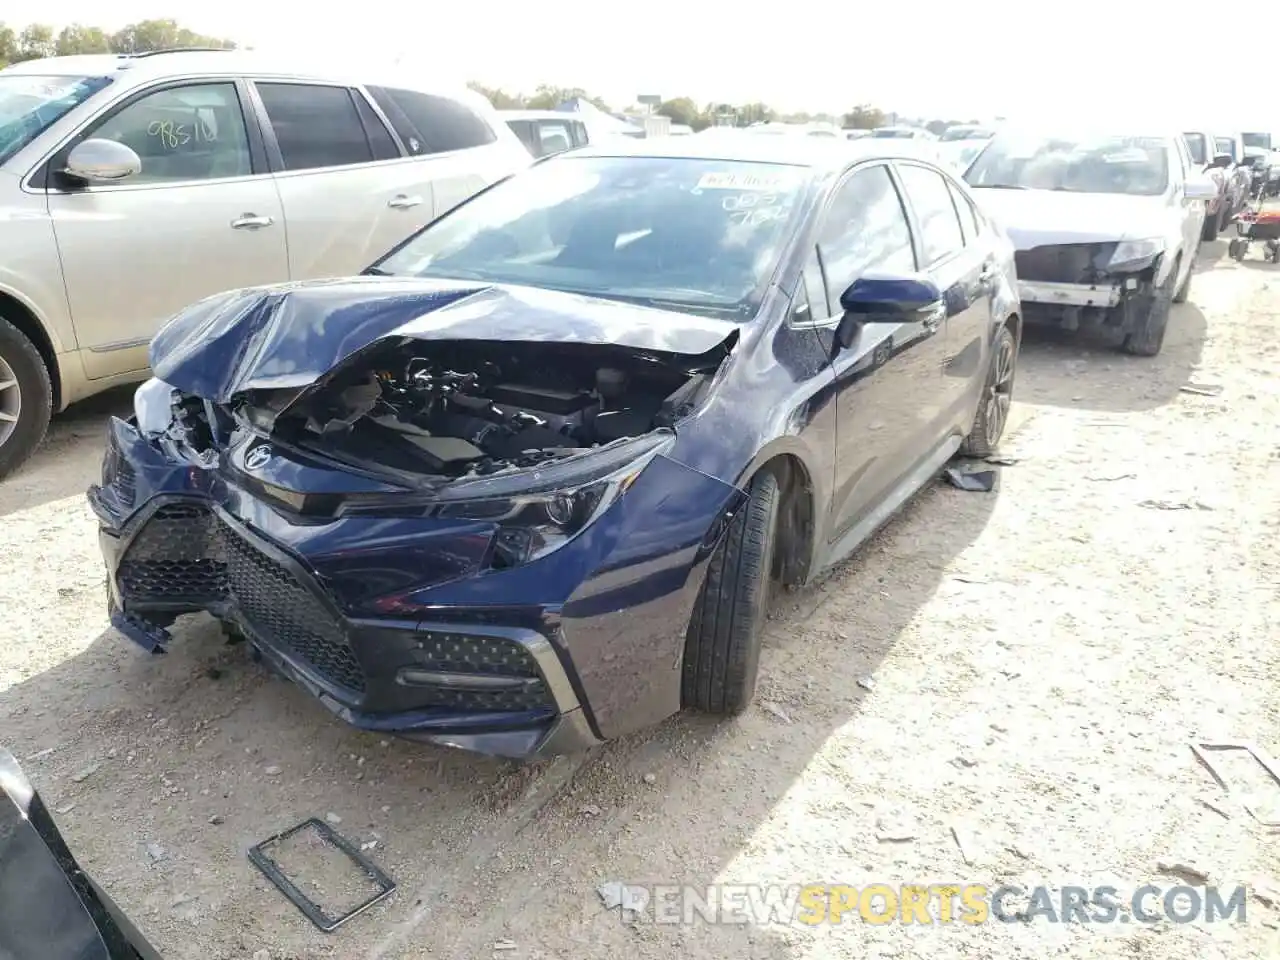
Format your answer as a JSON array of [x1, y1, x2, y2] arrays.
[[90, 137, 1021, 759]]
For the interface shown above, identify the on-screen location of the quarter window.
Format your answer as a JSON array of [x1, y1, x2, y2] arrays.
[[367, 87, 498, 154], [816, 165, 916, 309], [537, 120, 573, 156], [88, 82, 251, 183], [256, 82, 373, 171], [897, 164, 965, 265]]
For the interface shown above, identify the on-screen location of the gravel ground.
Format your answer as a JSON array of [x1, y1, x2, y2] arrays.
[[2, 241, 1279, 960]]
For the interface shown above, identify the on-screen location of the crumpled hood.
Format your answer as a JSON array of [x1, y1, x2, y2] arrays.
[[150, 277, 740, 402], [971, 188, 1169, 249]]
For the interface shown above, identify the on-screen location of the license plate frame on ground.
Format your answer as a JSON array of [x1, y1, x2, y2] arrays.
[[247, 817, 397, 932]]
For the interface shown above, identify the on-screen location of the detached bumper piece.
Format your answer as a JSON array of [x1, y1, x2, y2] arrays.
[[1014, 242, 1154, 334], [106, 497, 594, 758]]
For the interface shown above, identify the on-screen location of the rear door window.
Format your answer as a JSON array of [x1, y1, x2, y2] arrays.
[[367, 87, 498, 155], [896, 163, 966, 265], [946, 180, 981, 244], [255, 82, 373, 171]]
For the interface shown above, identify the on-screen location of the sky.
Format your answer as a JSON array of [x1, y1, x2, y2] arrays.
[[5, 0, 1276, 130]]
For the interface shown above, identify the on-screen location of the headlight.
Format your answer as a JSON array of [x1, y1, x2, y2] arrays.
[[436, 458, 651, 567], [1108, 239, 1163, 272], [134, 377, 179, 437], [338, 432, 673, 566]]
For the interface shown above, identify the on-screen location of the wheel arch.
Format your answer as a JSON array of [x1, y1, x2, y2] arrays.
[[0, 290, 62, 411], [737, 448, 819, 589]]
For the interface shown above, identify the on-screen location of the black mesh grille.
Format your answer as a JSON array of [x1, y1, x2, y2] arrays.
[[222, 531, 366, 694], [117, 502, 226, 603], [409, 631, 550, 711], [1015, 243, 1117, 284], [117, 501, 365, 695]]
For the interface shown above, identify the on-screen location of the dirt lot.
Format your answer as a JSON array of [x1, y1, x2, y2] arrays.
[[3, 241, 1280, 959]]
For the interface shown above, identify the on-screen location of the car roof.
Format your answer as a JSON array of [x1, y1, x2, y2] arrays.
[[499, 110, 585, 122], [569, 133, 946, 172], [0, 50, 478, 100]]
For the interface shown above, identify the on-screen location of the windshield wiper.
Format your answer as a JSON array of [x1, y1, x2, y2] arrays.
[[362, 266, 393, 276], [978, 183, 1030, 190]]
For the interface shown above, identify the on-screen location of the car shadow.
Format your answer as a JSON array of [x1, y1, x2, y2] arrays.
[[0, 386, 133, 519], [0, 438, 1006, 957], [1197, 237, 1231, 264], [1014, 301, 1208, 414]]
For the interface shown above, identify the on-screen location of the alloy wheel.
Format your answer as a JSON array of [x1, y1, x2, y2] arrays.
[[0, 352, 21, 451], [983, 335, 1015, 448]]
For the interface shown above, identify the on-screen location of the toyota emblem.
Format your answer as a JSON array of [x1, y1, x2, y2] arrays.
[[244, 444, 272, 470]]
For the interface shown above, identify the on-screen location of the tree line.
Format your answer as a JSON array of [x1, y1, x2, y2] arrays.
[[0, 25, 972, 135], [466, 84, 977, 135], [0, 19, 234, 66]]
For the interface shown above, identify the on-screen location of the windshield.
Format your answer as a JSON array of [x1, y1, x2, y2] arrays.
[[0, 74, 112, 166], [870, 128, 915, 139], [1182, 133, 1207, 165], [372, 156, 810, 319], [965, 133, 1170, 196], [1243, 132, 1272, 150]]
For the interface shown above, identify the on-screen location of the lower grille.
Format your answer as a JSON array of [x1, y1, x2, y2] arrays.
[[1015, 242, 1117, 284], [408, 631, 551, 711], [222, 531, 366, 694], [117, 502, 226, 603], [117, 501, 365, 695]]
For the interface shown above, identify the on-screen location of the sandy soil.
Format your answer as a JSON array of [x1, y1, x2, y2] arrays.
[[2, 240, 1279, 960]]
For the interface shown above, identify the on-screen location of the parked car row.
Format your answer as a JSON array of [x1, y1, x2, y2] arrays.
[[0, 49, 534, 479]]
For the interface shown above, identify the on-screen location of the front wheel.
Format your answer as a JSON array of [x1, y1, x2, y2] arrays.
[[1122, 262, 1176, 357], [1201, 205, 1223, 241], [960, 324, 1017, 458], [682, 470, 780, 715], [0, 317, 53, 481]]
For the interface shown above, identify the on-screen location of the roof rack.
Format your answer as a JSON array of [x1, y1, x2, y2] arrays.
[[122, 47, 234, 58]]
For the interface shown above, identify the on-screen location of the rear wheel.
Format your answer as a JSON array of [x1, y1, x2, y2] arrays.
[[0, 317, 53, 481], [960, 324, 1017, 458], [682, 470, 781, 714], [1122, 261, 1177, 357]]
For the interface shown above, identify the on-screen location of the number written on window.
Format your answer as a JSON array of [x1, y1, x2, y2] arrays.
[[89, 82, 251, 183]]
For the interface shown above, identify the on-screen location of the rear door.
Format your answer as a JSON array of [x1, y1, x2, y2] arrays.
[[366, 86, 524, 217], [893, 161, 989, 440], [45, 79, 288, 379], [249, 80, 436, 279]]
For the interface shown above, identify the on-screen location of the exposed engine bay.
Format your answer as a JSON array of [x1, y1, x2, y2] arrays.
[[261, 340, 718, 479]]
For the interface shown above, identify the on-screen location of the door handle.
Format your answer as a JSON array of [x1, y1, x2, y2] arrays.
[[979, 262, 997, 284], [388, 194, 423, 210], [231, 214, 274, 230]]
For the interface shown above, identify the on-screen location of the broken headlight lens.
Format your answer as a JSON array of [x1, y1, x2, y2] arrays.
[[133, 377, 179, 437], [1108, 238, 1164, 271], [437, 462, 645, 568]]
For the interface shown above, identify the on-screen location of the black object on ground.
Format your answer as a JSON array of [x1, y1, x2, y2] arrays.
[[942, 466, 998, 492]]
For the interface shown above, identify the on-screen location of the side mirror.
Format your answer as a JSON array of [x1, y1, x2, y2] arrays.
[[834, 272, 944, 349], [1209, 153, 1234, 170], [63, 139, 142, 183], [1182, 174, 1219, 201]]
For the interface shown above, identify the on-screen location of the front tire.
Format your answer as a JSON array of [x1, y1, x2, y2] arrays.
[[1122, 261, 1177, 357], [960, 324, 1017, 458], [682, 470, 781, 715], [0, 317, 53, 481], [1201, 204, 1224, 241]]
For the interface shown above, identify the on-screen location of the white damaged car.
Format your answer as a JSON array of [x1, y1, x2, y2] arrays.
[[964, 129, 1218, 356]]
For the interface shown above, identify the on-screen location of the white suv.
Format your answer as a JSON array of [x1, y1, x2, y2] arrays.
[[0, 50, 530, 478]]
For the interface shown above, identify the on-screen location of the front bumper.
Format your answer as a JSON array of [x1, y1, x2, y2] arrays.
[[90, 417, 742, 759], [1018, 280, 1122, 309]]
